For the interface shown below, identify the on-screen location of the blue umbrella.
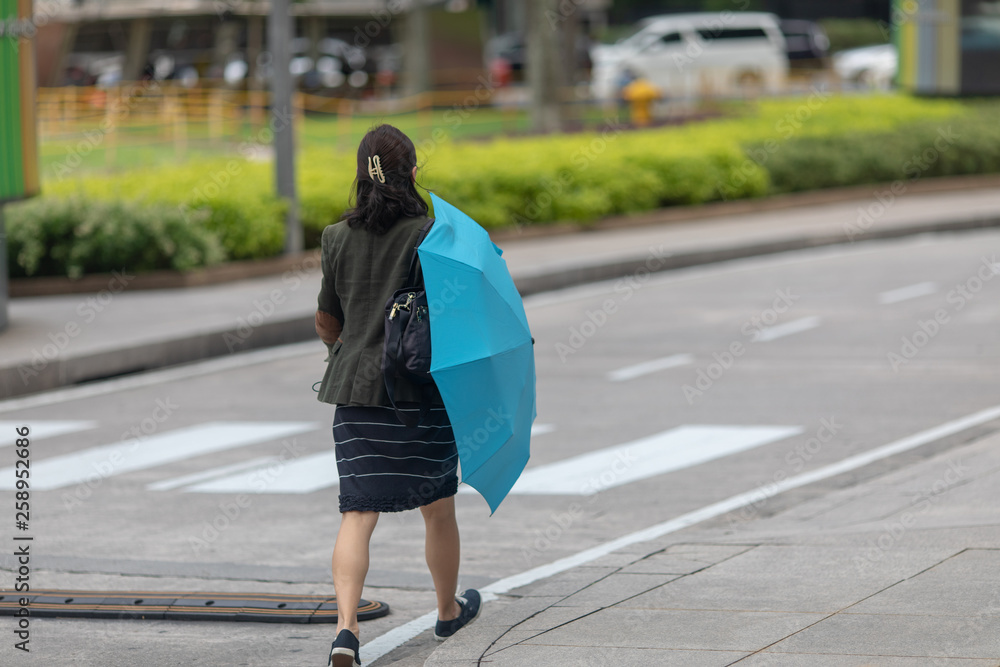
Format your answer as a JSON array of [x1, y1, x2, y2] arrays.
[[418, 193, 536, 513]]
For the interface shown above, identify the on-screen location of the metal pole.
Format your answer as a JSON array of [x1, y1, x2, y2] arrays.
[[269, 0, 302, 254], [0, 206, 8, 332], [525, 0, 567, 133], [404, 1, 431, 97]]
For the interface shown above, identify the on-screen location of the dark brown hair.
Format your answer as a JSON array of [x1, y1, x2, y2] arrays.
[[341, 124, 428, 234]]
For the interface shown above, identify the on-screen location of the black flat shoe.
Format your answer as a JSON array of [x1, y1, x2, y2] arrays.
[[328, 629, 361, 667], [434, 589, 483, 641]]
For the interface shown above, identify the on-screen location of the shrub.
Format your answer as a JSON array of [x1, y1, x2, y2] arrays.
[[44, 159, 286, 260], [414, 129, 769, 228], [751, 105, 1000, 193], [297, 159, 355, 247], [6, 197, 225, 278], [15, 94, 998, 279]]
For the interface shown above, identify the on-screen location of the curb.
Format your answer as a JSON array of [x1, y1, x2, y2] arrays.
[[8, 250, 322, 298], [4, 212, 999, 399], [0, 316, 315, 399], [11, 174, 1000, 298], [421, 411, 1000, 667]]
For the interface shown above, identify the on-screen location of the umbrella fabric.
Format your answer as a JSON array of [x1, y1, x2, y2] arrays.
[[418, 193, 536, 513]]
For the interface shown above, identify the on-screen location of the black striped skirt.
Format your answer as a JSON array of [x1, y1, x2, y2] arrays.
[[333, 404, 459, 513]]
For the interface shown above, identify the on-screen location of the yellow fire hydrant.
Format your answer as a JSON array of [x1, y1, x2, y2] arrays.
[[622, 77, 661, 127]]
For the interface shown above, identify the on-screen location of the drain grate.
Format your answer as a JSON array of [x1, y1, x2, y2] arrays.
[[0, 589, 389, 624]]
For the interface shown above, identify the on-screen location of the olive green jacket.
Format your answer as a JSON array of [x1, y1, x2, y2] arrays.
[[316, 215, 442, 407]]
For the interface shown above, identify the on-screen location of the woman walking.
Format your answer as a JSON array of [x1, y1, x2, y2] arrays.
[[315, 125, 481, 667]]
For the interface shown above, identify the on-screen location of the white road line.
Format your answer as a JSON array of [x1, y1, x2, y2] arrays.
[[878, 282, 938, 305], [0, 421, 318, 491], [184, 451, 339, 494], [0, 341, 321, 414], [148, 456, 280, 491], [508, 425, 801, 496], [362, 404, 1000, 664], [0, 420, 97, 448], [361, 610, 441, 663], [607, 354, 693, 382], [182, 425, 558, 494], [531, 424, 556, 437], [752, 316, 821, 342], [167, 425, 554, 495]]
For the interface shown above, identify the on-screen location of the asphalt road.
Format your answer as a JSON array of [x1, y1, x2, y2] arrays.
[[1, 229, 998, 666]]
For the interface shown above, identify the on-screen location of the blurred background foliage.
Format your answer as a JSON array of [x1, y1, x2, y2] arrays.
[[10, 0, 1000, 280], [12, 94, 1000, 278]]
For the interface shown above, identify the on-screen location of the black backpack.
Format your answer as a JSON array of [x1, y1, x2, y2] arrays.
[[382, 219, 436, 427]]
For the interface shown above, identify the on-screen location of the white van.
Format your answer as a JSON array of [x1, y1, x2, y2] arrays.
[[591, 13, 788, 101]]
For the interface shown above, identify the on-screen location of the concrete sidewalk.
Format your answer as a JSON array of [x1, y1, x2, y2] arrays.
[[424, 425, 1000, 666], [3, 181, 1000, 400]]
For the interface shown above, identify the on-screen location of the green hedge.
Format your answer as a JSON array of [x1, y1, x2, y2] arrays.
[[10, 94, 1000, 278], [749, 106, 1000, 194], [7, 198, 224, 279], [39, 160, 288, 261]]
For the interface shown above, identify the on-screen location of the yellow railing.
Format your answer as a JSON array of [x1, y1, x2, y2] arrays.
[[35, 80, 534, 170]]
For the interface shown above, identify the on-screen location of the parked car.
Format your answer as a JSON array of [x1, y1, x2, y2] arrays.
[[780, 19, 830, 68], [832, 44, 897, 89], [590, 12, 788, 101], [222, 37, 372, 92], [486, 31, 593, 83]]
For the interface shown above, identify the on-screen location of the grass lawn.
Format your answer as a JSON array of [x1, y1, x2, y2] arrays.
[[38, 103, 627, 182]]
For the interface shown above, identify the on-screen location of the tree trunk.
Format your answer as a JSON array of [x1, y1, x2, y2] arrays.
[[525, 0, 568, 133]]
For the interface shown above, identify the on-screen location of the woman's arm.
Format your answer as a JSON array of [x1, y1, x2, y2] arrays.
[[317, 225, 345, 346], [315, 310, 343, 345]]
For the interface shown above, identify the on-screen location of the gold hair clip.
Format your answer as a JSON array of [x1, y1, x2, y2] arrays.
[[367, 155, 386, 184]]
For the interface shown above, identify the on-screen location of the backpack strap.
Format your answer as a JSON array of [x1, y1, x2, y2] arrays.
[[385, 217, 436, 427], [384, 318, 414, 427], [403, 218, 435, 288]]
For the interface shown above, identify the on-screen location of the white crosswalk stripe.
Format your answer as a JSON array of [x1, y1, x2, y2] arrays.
[[0, 420, 97, 448], [0, 421, 319, 491], [147, 456, 280, 491], [8, 419, 800, 497], [501, 425, 802, 496], [183, 451, 339, 494], [168, 422, 560, 494]]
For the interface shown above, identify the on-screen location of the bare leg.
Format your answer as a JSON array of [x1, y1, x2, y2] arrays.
[[420, 496, 462, 621], [332, 511, 379, 636]]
